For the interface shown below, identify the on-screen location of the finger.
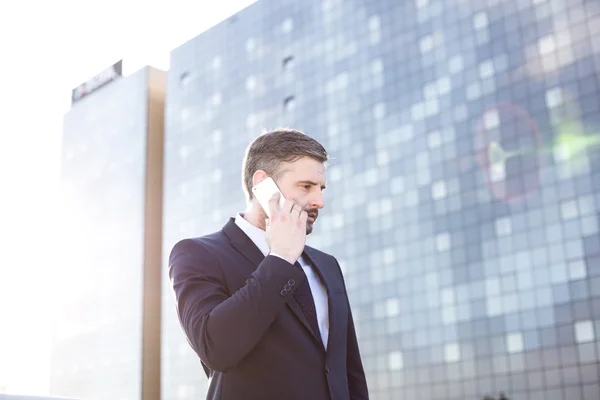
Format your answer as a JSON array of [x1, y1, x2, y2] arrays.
[[291, 204, 302, 216], [299, 210, 308, 223], [280, 198, 295, 213], [268, 192, 281, 216], [297, 210, 308, 229]]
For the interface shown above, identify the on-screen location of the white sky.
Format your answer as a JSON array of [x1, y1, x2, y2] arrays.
[[0, 0, 256, 395]]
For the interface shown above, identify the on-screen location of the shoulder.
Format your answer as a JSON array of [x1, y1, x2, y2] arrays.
[[169, 230, 228, 263], [305, 245, 335, 261], [305, 245, 342, 271], [168, 231, 230, 281], [305, 246, 350, 293]]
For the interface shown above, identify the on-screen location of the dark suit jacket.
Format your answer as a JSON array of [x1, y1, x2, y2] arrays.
[[168, 218, 369, 400]]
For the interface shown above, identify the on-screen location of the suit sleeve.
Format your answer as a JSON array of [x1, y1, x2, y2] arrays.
[[346, 304, 369, 399], [333, 257, 369, 399], [169, 239, 306, 373]]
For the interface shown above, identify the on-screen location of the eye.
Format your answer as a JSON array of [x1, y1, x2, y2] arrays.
[[303, 184, 312, 190]]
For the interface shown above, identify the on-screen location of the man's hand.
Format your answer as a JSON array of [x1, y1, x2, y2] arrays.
[[265, 192, 307, 264]]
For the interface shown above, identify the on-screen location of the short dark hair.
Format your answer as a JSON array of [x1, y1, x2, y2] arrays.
[[242, 128, 328, 201]]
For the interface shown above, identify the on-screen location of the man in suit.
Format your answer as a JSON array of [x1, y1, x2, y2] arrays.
[[169, 128, 369, 400]]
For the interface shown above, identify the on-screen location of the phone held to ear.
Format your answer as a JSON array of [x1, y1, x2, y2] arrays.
[[251, 177, 286, 219]]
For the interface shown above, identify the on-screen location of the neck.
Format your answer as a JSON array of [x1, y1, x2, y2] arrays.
[[242, 202, 266, 231]]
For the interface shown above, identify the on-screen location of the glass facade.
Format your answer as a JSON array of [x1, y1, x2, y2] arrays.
[[162, 0, 600, 399], [52, 68, 160, 400]]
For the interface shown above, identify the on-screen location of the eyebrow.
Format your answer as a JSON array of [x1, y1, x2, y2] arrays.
[[298, 180, 327, 190]]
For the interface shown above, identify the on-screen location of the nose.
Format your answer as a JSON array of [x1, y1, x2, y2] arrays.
[[308, 190, 325, 210]]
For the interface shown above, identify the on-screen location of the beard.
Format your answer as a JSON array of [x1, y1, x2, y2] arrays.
[[305, 208, 319, 235], [260, 207, 319, 235]]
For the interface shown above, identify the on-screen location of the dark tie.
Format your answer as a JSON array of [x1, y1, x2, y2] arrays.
[[293, 261, 322, 343]]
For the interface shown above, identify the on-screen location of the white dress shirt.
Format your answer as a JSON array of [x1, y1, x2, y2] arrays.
[[235, 213, 330, 349]]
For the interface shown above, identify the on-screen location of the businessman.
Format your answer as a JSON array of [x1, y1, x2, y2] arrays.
[[169, 128, 369, 399]]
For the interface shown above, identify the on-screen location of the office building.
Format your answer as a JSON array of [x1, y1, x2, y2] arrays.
[[51, 65, 166, 400], [162, 0, 600, 398]]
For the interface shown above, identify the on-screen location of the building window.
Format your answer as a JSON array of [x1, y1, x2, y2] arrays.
[[281, 17, 293, 33], [211, 92, 222, 106], [506, 332, 524, 353], [245, 38, 256, 53], [283, 55, 294, 71], [444, 343, 461, 363], [179, 71, 190, 87], [245, 76, 257, 91], [416, 0, 429, 9], [388, 351, 403, 370], [283, 96, 296, 112], [575, 320, 595, 343]]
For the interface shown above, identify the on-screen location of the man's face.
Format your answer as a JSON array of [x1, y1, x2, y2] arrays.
[[265, 157, 326, 235]]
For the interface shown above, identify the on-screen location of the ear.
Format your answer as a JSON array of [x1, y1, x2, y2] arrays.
[[252, 170, 269, 187]]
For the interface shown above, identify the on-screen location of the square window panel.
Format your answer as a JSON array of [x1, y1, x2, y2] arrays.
[[444, 342, 460, 363], [575, 320, 595, 343]]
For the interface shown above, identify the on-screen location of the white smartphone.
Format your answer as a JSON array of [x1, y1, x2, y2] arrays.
[[251, 177, 286, 218]]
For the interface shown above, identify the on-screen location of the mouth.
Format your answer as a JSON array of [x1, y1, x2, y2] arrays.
[[307, 212, 318, 223]]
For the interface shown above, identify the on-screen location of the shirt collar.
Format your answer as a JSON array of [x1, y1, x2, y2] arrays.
[[234, 213, 270, 257]]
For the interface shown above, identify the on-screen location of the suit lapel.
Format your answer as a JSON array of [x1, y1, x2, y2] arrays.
[[284, 248, 329, 349], [303, 246, 334, 298], [222, 218, 265, 268], [303, 246, 338, 353], [285, 289, 322, 347]]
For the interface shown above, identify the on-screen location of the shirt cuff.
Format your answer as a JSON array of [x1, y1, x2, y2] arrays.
[[268, 252, 294, 264]]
